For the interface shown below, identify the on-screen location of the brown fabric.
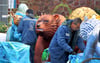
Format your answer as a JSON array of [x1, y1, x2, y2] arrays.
[[34, 14, 66, 63]]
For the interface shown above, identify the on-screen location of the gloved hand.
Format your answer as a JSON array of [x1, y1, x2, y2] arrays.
[[69, 51, 76, 55]]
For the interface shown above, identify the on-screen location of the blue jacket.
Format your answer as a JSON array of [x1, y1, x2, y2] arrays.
[[49, 20, 85, 58], [17, 16, 37, 44]]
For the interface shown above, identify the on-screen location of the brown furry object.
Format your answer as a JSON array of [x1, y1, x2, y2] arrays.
[[11, 12, 22, 26], [34, 14, 66, 63], [13, 15, 22, 26]]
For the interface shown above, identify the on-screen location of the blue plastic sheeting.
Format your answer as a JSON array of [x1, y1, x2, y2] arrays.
[[42, 48, 50, 61], [6, 25, 22, 42], [68, 53, 100, 63], [0, 42, 30, 63], [6, 26, 14, 41]]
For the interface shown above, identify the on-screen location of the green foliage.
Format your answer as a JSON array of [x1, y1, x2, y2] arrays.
[[8, 16, 11, 23], [35, 15, 39, 19], [0, 24, 8, 33], [52, 3, 72, 17], [0, 23, 10, 33]]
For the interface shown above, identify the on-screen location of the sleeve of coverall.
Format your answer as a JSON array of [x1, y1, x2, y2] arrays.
[[17, 18, 23, 33], [77, 36, 85, 52], [57, 26, 73, 53]]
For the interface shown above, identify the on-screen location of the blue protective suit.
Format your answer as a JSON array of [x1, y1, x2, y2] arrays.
[[49, 20, 85, 63], [80, 18, 100, 62], [6, 12, 25, 41], [12, 23, 22, 41], [17, 15, 37, 63], [6, 3, 28, 41], [82, 25, 100, 62]]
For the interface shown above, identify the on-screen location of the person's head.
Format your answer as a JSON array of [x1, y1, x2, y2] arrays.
[[71, 18, 82, 31], [26, 9, 34, 15], [26, 9, 34, 18], [17, 3, 28, 15]]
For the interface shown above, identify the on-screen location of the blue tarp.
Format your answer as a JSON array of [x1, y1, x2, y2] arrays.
[[0, 42, 30, 63], [6, 27, 14, 41], [68, 53, 100, 63]]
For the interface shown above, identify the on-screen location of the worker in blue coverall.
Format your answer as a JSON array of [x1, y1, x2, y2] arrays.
[[49, 18, 85, 63], [6, 3, 28, 41], [17, 9, 37, 63], [80, 17, 100, 62]]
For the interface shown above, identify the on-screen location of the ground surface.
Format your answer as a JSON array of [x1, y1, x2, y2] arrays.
[[0, 33, 6, 41]]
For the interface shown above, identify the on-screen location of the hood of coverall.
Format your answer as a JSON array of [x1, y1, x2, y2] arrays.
[[17, 3, 28, 15], [62, 19, 73, 27]]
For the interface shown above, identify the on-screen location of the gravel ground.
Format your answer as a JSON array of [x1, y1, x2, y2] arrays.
[[0, 33, 6, 41]]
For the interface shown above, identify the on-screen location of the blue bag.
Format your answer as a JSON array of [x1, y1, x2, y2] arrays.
[[6, 27, 14, 41], [0, 42, 30, 63], [68, 53, 100, 63], [6, 25, 22, 42]]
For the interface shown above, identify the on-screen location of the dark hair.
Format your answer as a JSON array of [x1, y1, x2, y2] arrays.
[[26, 9, 33, 14], [73, 18, 82, 25]]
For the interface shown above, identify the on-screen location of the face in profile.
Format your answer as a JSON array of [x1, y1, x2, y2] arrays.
[[71, 22, 80, 31]]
